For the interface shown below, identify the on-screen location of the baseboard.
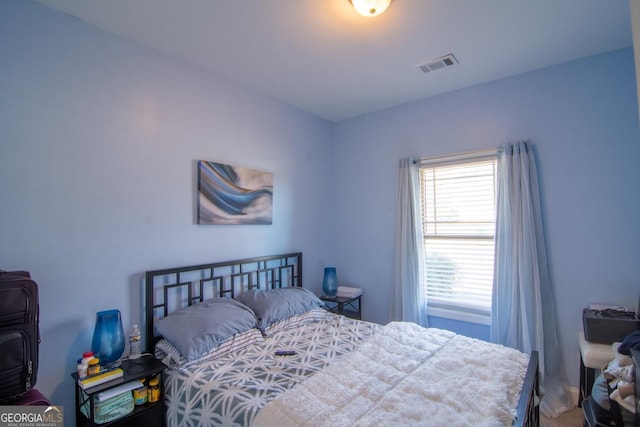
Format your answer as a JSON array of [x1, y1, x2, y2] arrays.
[[569, 386, 579, 406]]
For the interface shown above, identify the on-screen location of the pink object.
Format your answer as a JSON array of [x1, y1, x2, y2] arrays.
[[12, 389, 50, 406]]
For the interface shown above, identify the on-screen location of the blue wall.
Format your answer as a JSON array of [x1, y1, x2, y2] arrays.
[[0, 1, 335, 421], [333, 47, 640, 390], [1, 0, 639, 422]]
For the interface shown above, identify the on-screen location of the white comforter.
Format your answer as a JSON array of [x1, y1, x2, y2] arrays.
[[252, 322, 529, 427]]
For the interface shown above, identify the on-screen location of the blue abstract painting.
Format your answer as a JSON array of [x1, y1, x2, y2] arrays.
[[197, 161, 273, 225]]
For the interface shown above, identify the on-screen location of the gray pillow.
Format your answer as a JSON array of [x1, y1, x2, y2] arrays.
[[155, 298, 258, 361], [236, 287, 324, 330]]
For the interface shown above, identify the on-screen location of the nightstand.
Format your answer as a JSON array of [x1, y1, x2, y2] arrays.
[[72, 355, 167, 427], [577, 331, 614, 407], [319, 294, 362, 320]]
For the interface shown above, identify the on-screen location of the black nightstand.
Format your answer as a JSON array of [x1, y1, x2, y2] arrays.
[[319, 294, 362, 320], [71, 355, 167, 427]]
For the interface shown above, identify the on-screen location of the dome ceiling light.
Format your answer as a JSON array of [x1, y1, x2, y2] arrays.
[[349, 0, 392, 17]]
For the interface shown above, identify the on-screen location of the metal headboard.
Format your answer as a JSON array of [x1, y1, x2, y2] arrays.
[[144, 252, 302, 353]]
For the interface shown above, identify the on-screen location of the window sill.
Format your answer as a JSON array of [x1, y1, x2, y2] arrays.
[[427, 305, 490, 325]]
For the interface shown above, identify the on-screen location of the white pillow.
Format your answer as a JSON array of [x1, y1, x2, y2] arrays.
[[155, 328, 264, 369]]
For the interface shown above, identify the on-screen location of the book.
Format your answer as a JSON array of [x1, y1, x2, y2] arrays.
[[337, 286, 362, 298], [78, 367, 124, 390], [96, 380, 142, 401]]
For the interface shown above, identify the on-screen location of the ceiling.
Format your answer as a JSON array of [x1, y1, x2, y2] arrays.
[[35, 0, 633, 122]]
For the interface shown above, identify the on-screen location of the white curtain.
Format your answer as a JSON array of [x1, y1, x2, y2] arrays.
[[391, 158, 428, 326], [491, 141, 573, 418]]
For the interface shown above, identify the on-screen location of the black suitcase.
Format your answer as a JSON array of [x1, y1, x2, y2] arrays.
[[0, 270, 39, 402]]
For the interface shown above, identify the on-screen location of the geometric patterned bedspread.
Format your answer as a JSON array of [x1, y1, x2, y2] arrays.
[[163, 314, 380, 427]]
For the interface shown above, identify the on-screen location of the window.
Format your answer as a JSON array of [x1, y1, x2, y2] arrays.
[[418, 150, 497, 324]]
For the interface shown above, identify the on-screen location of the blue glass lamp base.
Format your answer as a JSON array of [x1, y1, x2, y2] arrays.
[[322, 267, 337, 297], [92, 309, 126, 369]]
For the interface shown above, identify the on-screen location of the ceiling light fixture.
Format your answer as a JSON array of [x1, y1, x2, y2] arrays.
[[349, 0, 392, 17]]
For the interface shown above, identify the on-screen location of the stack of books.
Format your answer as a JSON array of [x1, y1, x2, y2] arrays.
[[78, 367, 124, 390], [95, 380, 142, 401], [337, 286, 362, 298]]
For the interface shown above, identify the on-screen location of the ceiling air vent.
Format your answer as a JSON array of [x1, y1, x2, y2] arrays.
[[417, 54, 458, 73]]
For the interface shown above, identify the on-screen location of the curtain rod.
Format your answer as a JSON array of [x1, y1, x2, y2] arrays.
[[416, 147, 499, 165]]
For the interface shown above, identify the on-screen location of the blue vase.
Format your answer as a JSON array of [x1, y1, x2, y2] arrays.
[[322, 267, 337, 296], [92, 309, 125, 368]]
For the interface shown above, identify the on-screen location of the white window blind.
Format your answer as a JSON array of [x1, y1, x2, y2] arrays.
[[419, 152, 497, 318]]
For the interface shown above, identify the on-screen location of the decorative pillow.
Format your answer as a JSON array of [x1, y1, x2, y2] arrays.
[[155, 297, 258, 362], [236, 287, 324, 331], [262, 308, 333, 337], [155, 328, 264, 369]]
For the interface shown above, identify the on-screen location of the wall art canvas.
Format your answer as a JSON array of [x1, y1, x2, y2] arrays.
[[197, 161, 273, 225]]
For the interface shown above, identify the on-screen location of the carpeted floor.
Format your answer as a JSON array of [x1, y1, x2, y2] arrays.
[[541, 407, 584, 427]]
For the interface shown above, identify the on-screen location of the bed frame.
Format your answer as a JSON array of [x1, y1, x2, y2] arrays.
[[143, 252, 539, 427], [634, 349, 640, 427], [514, 350, 540, 426]]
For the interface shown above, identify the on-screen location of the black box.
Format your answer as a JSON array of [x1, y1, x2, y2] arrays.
[[583, 308, 640, 344]]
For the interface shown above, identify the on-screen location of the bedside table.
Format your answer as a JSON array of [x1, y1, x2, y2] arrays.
[[319, 294, 362, 320], [577, 331, 614, 407], [71, 355, 167, 427]]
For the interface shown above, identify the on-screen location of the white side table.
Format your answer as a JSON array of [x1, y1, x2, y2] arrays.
[[578, 331, 615, 406]]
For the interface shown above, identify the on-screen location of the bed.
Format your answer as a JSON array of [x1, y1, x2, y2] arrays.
[[145, 252, 539, 427]]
